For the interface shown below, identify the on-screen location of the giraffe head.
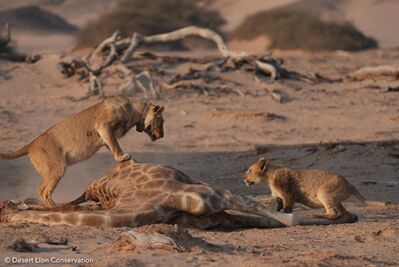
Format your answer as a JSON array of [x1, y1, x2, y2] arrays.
[[138, 104, 165, 141], [242, 158, 268, 186]]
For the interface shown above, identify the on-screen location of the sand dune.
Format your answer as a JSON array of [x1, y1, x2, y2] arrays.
[[0, 5, 77, 33]]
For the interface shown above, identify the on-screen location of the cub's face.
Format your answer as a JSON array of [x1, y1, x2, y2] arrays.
[[243, 158, 267, 186], [144, 105, 165, 141]]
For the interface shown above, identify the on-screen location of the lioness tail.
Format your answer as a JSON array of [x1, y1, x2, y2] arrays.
[[0, 144, 29, 159]]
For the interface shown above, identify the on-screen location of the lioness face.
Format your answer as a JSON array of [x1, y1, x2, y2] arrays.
[[144, 105, 165, 141], [243, 158, 267, 186]]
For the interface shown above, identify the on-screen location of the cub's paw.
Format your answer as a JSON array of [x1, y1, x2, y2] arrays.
[[117, 153, 131, 163], [283, 207, 293, 213]]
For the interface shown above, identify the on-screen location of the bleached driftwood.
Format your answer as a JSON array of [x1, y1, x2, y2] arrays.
[[118, 70, 158, 98], [121, 26, 243, 61], [89, 72, 103, 96], [93, 30, 121, 56], [120, 26, 281, 79], [123, 230, 186, 252], [58, 26, 327, 99], [348, 65, 399, 81], [256, 60, 279, 80]]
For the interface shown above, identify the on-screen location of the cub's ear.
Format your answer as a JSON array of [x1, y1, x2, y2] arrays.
[[257, 157, 267, 170], [158, 106, 164, 113]]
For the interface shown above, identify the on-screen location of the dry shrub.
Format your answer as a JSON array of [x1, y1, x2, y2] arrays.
[[231, 10, 378, 51], [75, 0, 225, 49], [0, 38, 13, 54]]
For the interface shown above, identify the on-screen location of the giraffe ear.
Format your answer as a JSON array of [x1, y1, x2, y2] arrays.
[[257, 158, 267, 170]]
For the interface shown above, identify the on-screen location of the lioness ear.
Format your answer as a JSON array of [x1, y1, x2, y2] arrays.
[[257, 158, 267, 170], [151, 105, 160, 112]]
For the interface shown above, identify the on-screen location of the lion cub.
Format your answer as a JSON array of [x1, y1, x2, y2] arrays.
[[0, 97, 165, 207], [243, 158, 390, 219]]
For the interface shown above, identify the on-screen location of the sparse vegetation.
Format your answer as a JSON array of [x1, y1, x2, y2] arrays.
[[76, 0, 225, 48], [0, 23, 40, 63], [0, 23, 12, 54], [0, 38, 13, 54], [232, 10, 378, 51]]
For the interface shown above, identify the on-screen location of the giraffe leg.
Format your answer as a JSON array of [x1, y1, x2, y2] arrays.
[[8, 209, 136, 227], [219, 190, 358, 226], [164, 186, 299, 226], [168, 213, 216, 229], [131, 209, 166, 227], [68, 187, 99, 206], [68, 192, 89, 206], [219, 212, 282, 229], [169, 211, 281, 230]]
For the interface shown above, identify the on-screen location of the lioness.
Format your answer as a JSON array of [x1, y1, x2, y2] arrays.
[[0, 97, 165, 207], [243, 158, 390, 219]]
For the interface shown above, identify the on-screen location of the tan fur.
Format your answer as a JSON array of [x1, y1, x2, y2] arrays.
[[1, 160, 359, 228], [0, 97, 165, 207], [243, 158, 390, 219]]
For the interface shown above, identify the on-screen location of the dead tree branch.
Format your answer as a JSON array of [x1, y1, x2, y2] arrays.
[[347, 65, 399, 81], [58, 26, 332, 99], [89, 72, 103, 96], [119, 26, 284, 80]]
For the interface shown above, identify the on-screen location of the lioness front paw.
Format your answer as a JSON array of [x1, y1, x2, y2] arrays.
[[117, 153, 131, 163]]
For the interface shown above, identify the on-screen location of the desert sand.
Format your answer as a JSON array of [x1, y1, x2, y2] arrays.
[[0, 1, 398, 266]]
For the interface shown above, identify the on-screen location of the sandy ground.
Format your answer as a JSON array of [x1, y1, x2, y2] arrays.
[[0, 1, 398, 266], [0, 47, 398, 266]]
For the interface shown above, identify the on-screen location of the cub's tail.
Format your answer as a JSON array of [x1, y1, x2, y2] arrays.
[[0, 144, 29, 160], [350, 184, 391, 206]]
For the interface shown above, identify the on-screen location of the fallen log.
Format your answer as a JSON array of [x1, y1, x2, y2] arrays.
[[347, 65, 399, 81]]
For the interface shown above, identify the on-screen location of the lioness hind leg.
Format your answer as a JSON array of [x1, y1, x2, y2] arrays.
[[29, 140, 66, 208], [41, 171, 65, 208]]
